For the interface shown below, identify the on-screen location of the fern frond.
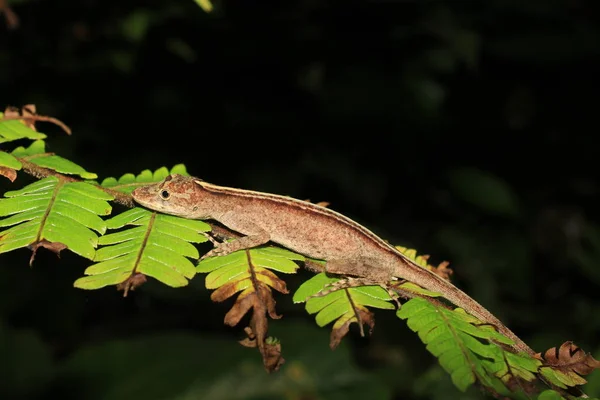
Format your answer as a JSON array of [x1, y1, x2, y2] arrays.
[[197, 246, 303, 294], [10, 140, 97, 179], [74, 207, 210, 291], [100, 164, 189, 194], [0, 176, 113, 259], [397, 297, 542, 395], [0, 151, 22, 170], [293, 272, 395, 348], [0, 112, 47, 143], [196, 246, 303, 371]]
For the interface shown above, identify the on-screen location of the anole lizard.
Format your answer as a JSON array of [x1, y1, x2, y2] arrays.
[[131, 174, 533, 355]]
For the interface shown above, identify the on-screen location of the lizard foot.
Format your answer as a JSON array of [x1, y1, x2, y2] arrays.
[[201, 242, 237, 259]]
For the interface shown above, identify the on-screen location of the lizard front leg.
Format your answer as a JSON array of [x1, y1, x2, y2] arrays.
[[201, 217, 271, 260]]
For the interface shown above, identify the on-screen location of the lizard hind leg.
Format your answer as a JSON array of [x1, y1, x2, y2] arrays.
[[317, 257, 402, 306], [309, 275, 402, 309]]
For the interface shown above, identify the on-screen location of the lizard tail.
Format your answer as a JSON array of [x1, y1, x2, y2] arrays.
[[406, 264, 535, 356]]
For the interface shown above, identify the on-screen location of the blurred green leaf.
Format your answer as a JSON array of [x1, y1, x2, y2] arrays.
[[193, 0, 213, 13], [121, 10, 153, 43], [0, 114, 46, 144], [447, 168, 520, 217], [0, 151, 21, 170]]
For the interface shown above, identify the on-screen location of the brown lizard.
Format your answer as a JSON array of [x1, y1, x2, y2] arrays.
[[131, 173, 533, 355]]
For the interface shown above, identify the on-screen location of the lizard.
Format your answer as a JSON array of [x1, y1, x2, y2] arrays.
[[131, 173, 534, 355]]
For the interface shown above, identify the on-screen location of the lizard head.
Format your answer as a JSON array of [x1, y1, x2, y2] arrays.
[[131, 174, 211, 219]]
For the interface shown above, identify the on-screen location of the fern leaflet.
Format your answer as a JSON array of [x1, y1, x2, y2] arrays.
[[9, 140, 97, 179], [100, 164, 189, 194], [74, 207, 210, 291], [0, 176, 113, 259], [293, 272, 395, 348], [397, 297, 542, 395], [196, 246, 303, 295], [0, 112, 47, 143]]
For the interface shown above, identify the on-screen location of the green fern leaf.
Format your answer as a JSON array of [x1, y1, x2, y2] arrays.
[[0, 113, 47, 143], [294, 272, 394, 330], [397, 297, 541, 393], [537, 390, 567, 400], [100, 164, 189, 193], [30, 156, 97, 179], [539, 367, 587, 389], [10, 139, 46, 157], [197, 246, 303, 291], [0, 177, 113, 258], [74, 208, 211, 290], [10, 140, 97, 179], [0, 151, 22, 170]]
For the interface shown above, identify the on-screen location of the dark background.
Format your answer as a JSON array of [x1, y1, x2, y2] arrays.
[[1, 0, 599, 399]]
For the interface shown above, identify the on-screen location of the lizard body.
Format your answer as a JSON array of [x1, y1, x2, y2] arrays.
[[131, 174, 533, 355]]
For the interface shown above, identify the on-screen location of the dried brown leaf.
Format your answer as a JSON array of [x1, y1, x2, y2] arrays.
[[206, 250, 289, 371], [223, 285, 281, 327], [0, 167, 17, 182], [239, 327, 285, 372], [223, 288, 256, 326], [538, 341, 600, 376], [223, 285, 284, 372], [116, 273, 147, 297], [210, 281, 242, 302], [2, 105, 72, 135], [330, 307, 375, 350], [432, 260, 453, 281], [256, 268, 289, 293], [21, 105, 38, 130], [27, 240, 67, 266], [3, 106, 21, 120], [303, 199, 330, 208]]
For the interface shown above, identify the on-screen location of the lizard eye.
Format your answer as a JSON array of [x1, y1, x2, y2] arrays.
[[160, 190, 170, 200]]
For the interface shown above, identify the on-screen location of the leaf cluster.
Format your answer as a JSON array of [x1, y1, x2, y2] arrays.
[[1, 106, 599, 400]]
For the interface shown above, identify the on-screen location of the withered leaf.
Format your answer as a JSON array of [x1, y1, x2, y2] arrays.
[[240, 327, 285, 372], [116, 273, 147, 297], [2, 104, 72, 135], [256, 268, 289, 293], [432, 260, 453, 281], [226, 286, 284, 372], [224, 285, 281, 327], [303, 199, 330, 208], [205, 249, 290, 371], [0, 167, 17, 182], [27, 240, 68, 266], [210, 280, 244, 302], [538, 341, 600, 376], [330, 307, 375, 350], [3, 106, 21, 120], [21, 104, 38, 130]]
